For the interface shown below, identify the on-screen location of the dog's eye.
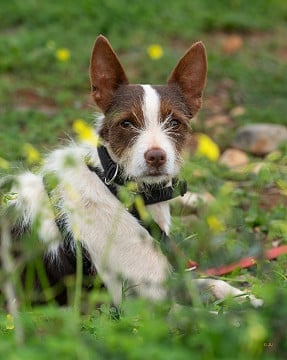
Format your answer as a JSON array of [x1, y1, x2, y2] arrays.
[[169, 118, 180, 128], [120, 120, 133, 128]]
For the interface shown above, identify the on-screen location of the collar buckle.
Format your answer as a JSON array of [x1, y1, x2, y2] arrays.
[[104, 164, 119, 185]]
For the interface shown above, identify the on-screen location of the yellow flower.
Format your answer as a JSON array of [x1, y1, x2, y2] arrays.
[[55, 48, 71, 62], [23, 143, 41, 165], [6, 314, 14, 330], [147, 44, 163, 60], [207, 215, 226, 233], [0, 157, 9, 169], [196, 133, 220, 161], [73, 119, 100, 147]]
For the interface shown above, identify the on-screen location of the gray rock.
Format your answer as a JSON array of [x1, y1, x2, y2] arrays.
[[233, 123, 287, 155]]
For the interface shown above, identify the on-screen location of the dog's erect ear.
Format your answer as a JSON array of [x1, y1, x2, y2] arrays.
[[90, 35, 129, 112], [168, 41, 207, 116]]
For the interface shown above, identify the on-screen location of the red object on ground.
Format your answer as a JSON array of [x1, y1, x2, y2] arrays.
[[187, 245, 287, 276]]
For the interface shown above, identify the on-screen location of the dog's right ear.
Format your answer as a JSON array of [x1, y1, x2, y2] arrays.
[[90, 35, 129, 112]]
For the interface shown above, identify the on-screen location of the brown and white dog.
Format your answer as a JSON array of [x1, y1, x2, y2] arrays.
[[3, 36, 262, 307]]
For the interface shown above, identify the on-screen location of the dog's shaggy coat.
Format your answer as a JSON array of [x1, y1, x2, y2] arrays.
[[2, 36, 262, 307]]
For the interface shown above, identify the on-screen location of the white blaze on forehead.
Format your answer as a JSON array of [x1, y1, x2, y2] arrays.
[[141, 84, 161, 128], [126, 83, 178, 180]]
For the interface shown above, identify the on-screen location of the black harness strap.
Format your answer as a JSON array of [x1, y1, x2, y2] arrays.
[[87, 163, 187, 206], [138, 178, 187, 206], [91, 145, 187, 205]]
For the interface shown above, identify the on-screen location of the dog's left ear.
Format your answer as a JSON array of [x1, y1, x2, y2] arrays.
[[168, 41, 207, 116], [90, 35, 129, 112]]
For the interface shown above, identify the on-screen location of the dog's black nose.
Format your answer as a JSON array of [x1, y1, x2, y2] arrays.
[[144, 148, 167, 168]]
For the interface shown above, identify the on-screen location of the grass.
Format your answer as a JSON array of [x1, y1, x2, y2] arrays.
[[1, 0, 287, 359]]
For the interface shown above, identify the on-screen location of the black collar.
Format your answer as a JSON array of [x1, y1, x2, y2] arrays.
[[88, 145, 187, 206], [97, 145, 126, 186]]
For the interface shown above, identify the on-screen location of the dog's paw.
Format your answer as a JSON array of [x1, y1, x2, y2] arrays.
[[194, 278, 263, 307], [247, 295, 264, 308]]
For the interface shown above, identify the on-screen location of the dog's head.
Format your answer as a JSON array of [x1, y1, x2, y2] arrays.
[[90, 35, 207, 184]]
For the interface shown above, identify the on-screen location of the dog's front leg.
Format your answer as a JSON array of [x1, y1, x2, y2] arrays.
[[64, 193, 171, 305], [193, 278, 263, 307]]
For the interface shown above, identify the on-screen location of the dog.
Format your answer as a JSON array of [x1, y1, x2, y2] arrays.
[[1, 35, 262, 307]]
